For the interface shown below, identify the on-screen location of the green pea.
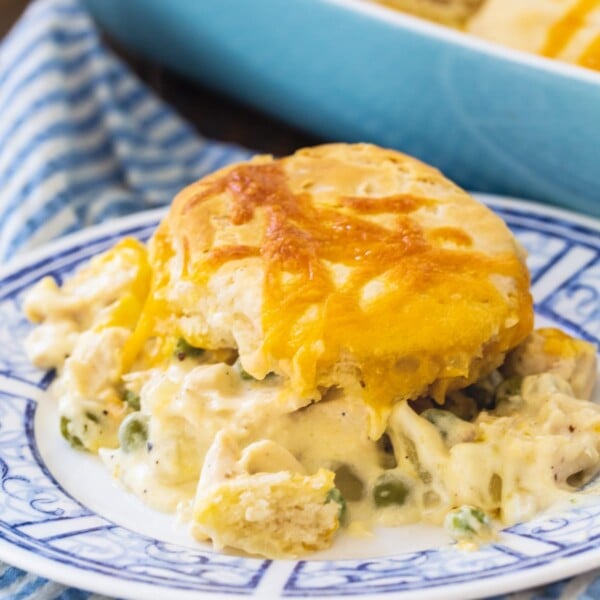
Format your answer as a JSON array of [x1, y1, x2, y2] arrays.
[[494, 376, 523, 403], [85, 411, 100, 423], [326, 487, 347, 524], [235, 359, 275, 381], [60, 416, 84, 450], [493, 377, 524, 415], [237, 361, 255, 380], [174, 338, 205, 360], [444, 505, 491, 541], [118, 413, 149, 453], [373, 473, 409, 507], [122, 389, 141, 411], [334, 464, 365, 501], [421, 408, 475, 446]]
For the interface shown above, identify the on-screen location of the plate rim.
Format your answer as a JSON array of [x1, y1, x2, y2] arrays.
[[2, 526, 600, 600]]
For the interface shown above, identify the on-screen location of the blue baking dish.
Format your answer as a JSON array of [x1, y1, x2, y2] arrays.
[[82, 0, 600, 218]]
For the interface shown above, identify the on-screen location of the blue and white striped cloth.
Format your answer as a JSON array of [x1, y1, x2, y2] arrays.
[[0, 0, 252, 266], [0, 1, 600, 599]]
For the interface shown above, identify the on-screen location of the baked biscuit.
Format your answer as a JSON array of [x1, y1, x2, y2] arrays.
[[128, 143, 533, 433]]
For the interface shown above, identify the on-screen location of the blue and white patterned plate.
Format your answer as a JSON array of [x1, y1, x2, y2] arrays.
[[0, 195, 599, 600]]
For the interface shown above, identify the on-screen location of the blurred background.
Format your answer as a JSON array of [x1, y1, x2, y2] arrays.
[[2, 0, 600, 217], [0, 0, 321, 156]]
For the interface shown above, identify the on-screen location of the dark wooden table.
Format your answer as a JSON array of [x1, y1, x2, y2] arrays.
[[114, 41, 324, 157], [0, 0, 323, 157]]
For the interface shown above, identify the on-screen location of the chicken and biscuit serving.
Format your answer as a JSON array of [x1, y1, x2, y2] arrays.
[[24, 144, 598, 558]]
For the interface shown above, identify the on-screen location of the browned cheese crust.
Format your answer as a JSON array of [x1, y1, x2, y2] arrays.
[[124, 144, 533, 430]]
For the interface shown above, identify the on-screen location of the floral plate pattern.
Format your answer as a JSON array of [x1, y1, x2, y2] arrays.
[[0, 196, 599, 600]]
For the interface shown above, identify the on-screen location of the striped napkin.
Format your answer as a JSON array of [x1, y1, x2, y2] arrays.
[[0, 0, 252, 265], [0, 1, 599, 599]]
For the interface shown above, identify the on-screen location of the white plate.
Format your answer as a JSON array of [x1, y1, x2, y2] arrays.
[[0, 195, 599, 600]]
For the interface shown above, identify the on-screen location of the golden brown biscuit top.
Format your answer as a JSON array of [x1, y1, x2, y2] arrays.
[[126, 144, 533, 418]]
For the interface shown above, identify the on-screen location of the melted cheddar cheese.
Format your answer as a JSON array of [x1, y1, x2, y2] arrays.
[[134, 144, 532, 433]]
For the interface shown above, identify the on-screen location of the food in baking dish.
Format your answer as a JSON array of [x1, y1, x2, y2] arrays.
[[24, 144, 598, 558], [374, 0, 600, 72], [372, 0, 484, 27]]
